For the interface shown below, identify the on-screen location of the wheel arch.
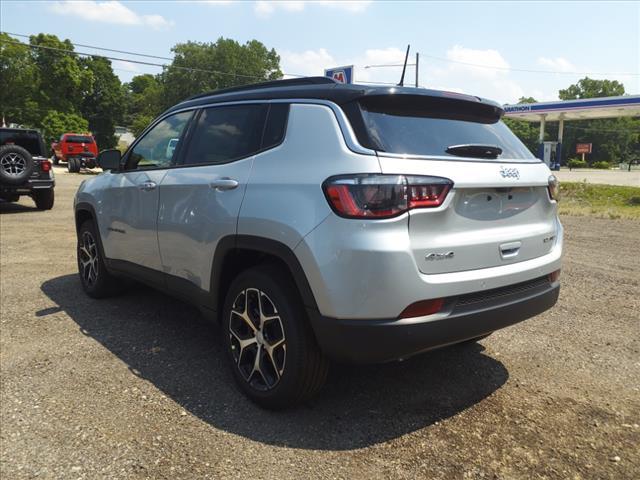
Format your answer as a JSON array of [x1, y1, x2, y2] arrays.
[[209, 235, 319, 321], [74, 202, 110, 267]]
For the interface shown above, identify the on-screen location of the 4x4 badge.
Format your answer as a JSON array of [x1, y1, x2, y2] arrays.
[[500, 166, 520, 179], [425, 251, 455, 261]]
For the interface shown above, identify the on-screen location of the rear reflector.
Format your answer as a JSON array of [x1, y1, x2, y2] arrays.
[[323, 174, 453, 219], [548, 269, 561, 283], [398, 298, 444, 319]]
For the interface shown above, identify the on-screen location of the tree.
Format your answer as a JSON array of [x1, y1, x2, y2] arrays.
[[41, 111, 89, 144], [558, 78, 639, 164], [80, 56, 125, 148], [161, 38, 282, 107], [0, 33, 38, 126], [130, 115, 154, 138], [503, 96, 540, 154], [559, 77, 625, 100], [123, 73, 164, 126], [29, 34, 93, 114]]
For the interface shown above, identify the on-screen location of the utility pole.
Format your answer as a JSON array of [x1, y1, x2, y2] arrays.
[[415, 52, 419, 88]]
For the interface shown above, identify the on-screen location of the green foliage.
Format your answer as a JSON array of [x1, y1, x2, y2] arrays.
[[559, 77, 625, 100], [123, 74, 163, 126], [29, 34, 93, 114], [592, 161, 610, 169], [161, 38, 282, 108], [503, 118, 539, 154], [559, 182, 640, 219], [567, 158, 588, 169], [502, 97, 540, 154], [80, 56, 125, 148], [41, 110, 89, 144], [130, 115, 154, 138], [0, 33, 38, 126]]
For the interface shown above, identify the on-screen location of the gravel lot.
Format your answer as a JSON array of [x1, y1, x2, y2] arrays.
[[1, 167, 639, 479]]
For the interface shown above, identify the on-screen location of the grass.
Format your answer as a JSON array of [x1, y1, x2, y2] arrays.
[[558, 182, 640, 220]]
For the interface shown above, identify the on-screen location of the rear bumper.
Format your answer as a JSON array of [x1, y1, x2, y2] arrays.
[[1, 178, 55, 194], [310, 280, 559, 364]]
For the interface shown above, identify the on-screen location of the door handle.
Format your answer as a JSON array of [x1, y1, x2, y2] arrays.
[[209, 178, 239, 191], [138, 181, 157, 191]]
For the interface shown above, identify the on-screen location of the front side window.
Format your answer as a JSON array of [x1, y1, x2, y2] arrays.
[[127, 111, 193, 170], [183, 104, 267, 165]]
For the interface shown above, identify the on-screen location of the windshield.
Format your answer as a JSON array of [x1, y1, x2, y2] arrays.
[[359, 102, 536, 161], [0, 130, 45, 156], [65, 135, 94, 143]]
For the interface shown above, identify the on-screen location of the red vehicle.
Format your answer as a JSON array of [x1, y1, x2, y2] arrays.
[[51, 133, 98, 172]]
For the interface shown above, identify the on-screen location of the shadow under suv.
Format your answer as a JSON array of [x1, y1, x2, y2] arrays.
[[74, 77, 562, 408]]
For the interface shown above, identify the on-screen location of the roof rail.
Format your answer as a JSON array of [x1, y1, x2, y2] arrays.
[[186, 76, 337, 101]]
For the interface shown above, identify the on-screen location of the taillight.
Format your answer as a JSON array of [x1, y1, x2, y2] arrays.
[[547, 175, 559, 201], [323, 174, 453, 219], [40, 160, 51, 172]]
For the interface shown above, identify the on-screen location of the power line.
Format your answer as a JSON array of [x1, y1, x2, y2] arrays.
[[0, 37, 278, 80], [0, 34, 407, 86], [6, 30, 636, 81], [2, 31, 174, 61], [385, 52, 640, 77]]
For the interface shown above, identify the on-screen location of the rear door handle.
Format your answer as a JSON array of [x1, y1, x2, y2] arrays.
[[500, 241, 522, 259], [138, 181, 157, 191], [209, 178, 239, 191]]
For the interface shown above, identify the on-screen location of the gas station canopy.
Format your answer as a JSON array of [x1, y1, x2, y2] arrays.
[[503, 95, 640, 122], [502, 95, 640, 169]]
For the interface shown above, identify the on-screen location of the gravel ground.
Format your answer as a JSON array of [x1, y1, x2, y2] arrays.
[[1, 167, 639, 479]]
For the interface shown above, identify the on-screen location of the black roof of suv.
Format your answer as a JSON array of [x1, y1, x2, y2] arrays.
[[169, 77, 504, 118]]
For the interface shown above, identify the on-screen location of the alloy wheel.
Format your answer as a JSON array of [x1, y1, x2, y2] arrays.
[[229, 288, 286, 391], [0, 152, 26, 176], [78, 231, 99, 287]]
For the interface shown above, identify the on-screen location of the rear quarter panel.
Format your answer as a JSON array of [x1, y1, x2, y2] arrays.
[[238, 103, 381, 249]]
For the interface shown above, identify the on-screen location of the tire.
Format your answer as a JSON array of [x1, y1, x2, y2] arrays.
[[33, 189, 54, 210], [222, 264, 329, 409], [0, 145, 35, 185], [77, 219, 121, 298], [67, 158, 80, 173]]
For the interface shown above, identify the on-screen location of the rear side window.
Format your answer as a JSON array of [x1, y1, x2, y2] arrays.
[[261, 104, 289, 150], [0, 130, 44, 156], [183, 104, 267, 165], [356, 96, 535, 161], [65, 135, 94, 143]]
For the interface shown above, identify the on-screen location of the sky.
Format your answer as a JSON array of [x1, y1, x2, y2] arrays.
[[1, 0, 639, 104]]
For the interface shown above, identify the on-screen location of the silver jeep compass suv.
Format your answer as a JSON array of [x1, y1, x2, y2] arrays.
[[74, 77, 562, 408]]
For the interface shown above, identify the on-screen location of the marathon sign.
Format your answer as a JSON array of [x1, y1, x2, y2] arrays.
[[504, 104, 532, 113], [324, 65, 354, 84]]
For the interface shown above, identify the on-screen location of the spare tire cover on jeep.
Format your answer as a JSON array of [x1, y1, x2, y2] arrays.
[[0, 145, 35, 185]]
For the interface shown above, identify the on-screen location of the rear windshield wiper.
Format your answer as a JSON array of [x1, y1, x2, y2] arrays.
[[445, 144, 503, 159]]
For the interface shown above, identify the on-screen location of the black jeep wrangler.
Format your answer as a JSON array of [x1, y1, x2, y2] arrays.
[[0, 128, 55, 210]]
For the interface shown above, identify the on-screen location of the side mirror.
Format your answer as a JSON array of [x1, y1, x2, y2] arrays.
[[96, 149, 121, 171]]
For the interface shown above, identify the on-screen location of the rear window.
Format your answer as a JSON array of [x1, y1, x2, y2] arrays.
[[65, 135, 94, 143], [357, 96, 535, 161], [0, 130, 45, 156]]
